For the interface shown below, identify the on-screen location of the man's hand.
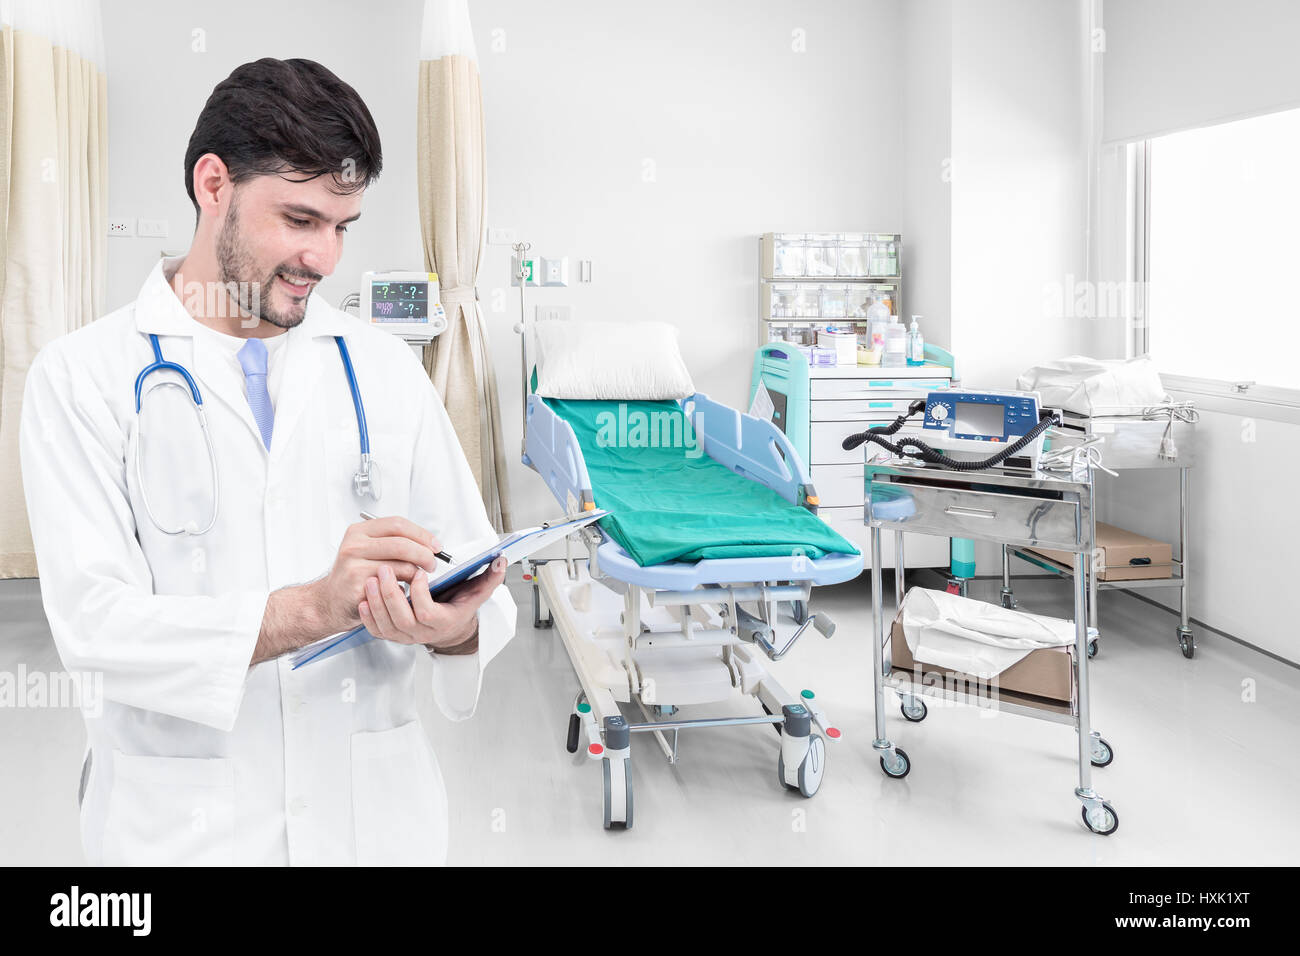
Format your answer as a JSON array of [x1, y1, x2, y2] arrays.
[[251, 516, 439, 665], [360, 556, 507, 653], [314, 516, 440, 633]]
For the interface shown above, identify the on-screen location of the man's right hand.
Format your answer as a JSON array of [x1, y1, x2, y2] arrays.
[[252, 516, 440, 664], [310, 516, 440, 633]]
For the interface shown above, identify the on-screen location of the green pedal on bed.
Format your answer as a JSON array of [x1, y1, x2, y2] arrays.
[[545, 398, 859, 566]]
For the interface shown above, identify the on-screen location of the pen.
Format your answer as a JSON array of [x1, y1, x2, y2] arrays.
[[360, 511, 454, 564]]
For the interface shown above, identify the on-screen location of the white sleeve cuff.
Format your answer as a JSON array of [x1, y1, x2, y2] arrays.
[[426, 581, 516, 721]]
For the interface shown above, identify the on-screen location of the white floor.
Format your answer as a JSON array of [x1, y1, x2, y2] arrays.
[[3, 569, 1298, 866]]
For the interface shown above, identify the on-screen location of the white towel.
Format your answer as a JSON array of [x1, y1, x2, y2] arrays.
[[1016, 355, 1168, 417], [901, 588, 1077, 678]]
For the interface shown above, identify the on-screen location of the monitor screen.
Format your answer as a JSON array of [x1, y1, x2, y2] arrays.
[[953, 401, 1005, 438], [370, 281, 429, 322]]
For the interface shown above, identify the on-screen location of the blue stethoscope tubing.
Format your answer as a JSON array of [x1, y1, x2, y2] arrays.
[[133, 332, 375, 536]]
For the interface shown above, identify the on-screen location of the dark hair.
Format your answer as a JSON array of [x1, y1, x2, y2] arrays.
[[183, 58, 382, 219]]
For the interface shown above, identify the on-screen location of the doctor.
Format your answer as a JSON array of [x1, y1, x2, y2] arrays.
[[19, 57, 516, 865]]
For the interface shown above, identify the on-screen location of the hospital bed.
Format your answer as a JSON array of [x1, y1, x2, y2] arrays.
[[518, 330, 862, 829]]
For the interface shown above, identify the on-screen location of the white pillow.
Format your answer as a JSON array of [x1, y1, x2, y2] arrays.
[[534, 319, 696, 400]]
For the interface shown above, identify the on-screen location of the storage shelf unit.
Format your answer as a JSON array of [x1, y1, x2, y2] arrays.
[[759, 232, 903, 344]]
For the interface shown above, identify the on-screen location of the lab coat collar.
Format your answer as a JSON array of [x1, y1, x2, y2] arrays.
[[133, 256, 352, 458], [134, 255, 354, 339]]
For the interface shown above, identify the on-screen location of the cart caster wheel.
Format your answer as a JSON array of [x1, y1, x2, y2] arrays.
[[791, 599, 809, 625], [602, 759, 633, 830], [566, 712, 581, 754], [900, 697, 928, 722], [1089, 736, 1113, 768], [1000, 591, 1016, 610], [879, 747, 911, 779], [1088, 639, 1099, 659], [1082, 801, 1119, 835], [1178, 629, 1195, 659]]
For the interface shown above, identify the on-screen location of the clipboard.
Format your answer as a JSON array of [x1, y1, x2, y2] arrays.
[[290, 509, 607, 669]]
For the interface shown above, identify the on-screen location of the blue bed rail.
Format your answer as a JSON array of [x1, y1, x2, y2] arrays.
[[523, 394, 595, 512], [681, 392, 810, 507]]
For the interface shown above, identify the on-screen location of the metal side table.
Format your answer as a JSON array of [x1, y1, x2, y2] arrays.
[[866, 460, 1119, 835]]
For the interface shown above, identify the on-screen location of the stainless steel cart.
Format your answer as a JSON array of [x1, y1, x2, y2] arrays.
[[1001, 411, 1197, 659], [866, 460, 1119, 835]]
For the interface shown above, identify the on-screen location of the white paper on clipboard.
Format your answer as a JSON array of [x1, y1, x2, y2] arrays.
[[290, 509, 608, 669]]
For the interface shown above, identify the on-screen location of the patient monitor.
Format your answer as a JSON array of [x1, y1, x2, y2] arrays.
[[359, 270, 449, 341]]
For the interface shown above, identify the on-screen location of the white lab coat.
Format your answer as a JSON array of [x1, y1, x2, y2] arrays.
[[19, 257, 516, 866]]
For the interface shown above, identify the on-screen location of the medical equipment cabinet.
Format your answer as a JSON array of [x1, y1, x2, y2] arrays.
[[754, 233, 955, 569]]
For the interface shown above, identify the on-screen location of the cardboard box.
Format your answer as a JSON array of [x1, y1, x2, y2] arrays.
[[1028, 521, 1173, 581], [890, 615, 1074, 707]]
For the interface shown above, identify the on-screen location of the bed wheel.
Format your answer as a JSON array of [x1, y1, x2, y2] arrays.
[[1088, 638, 1099, 659], [566, 713, 581, 754], [602, 758, 633, 830], [777, 734, 825, 797]]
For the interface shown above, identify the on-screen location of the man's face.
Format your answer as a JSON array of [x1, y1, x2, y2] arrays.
[[215, 173, 362, 329]]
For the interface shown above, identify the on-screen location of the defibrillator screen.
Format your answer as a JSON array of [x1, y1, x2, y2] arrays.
[[953, 401, 1005, 439]]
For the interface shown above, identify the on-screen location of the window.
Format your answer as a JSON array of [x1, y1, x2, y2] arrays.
[[1142, 108, 1300, 392]]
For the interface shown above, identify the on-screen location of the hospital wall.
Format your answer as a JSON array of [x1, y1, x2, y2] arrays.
[[469, 0, 906, 529], [102, 0, 430, 314]]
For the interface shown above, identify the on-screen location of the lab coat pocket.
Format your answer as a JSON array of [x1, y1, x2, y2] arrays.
[[350, 720, 447, 866], [102, 751, 235, 866]]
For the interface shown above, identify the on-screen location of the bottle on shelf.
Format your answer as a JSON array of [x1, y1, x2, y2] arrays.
[[906, 315, 925, 366], [882, 319, 907, 368]]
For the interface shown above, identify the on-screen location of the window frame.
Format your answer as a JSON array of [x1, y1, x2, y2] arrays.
[[1129, 125, 1300, 423]]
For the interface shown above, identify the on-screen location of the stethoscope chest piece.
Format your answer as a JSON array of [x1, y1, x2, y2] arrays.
[[353, 453, 381, 501]]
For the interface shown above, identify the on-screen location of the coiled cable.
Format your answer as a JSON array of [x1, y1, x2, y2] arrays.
[[842, 402, 1061, 472]]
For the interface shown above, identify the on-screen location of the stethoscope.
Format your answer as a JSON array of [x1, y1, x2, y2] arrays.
[[133, 332, 378, 536]]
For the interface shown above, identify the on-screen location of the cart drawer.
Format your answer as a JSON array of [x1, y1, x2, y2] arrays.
[[810, 463, 863, 507], [812, 378, 948, 401], [819, 507, 952, 567], [867, 481, 1083, 552], [812, 422, 925, 465], [810, 398, 918, 422]]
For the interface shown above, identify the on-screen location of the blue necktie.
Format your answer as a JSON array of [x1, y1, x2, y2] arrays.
[[237, 337, 274, 450]]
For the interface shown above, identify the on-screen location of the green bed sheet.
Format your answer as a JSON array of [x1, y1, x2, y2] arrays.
[[545, 398, 859, 566]]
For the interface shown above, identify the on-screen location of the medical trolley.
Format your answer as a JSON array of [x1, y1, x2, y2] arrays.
[[865, 460, 1119, 835], [1002, 409, 1198, 659]]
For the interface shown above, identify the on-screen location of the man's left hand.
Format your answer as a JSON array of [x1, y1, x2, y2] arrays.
[[360, 556, 507, 652]]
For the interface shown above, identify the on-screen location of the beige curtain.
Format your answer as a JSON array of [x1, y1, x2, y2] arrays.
[[417, 0, 512, 532], [0, 2, 108, 578]]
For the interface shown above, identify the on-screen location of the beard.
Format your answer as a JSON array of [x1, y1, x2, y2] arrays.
[[215, 194, 316, 330]]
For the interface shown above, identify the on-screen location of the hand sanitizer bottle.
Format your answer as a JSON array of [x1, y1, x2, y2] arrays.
[[906, 315, 925, 366]]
